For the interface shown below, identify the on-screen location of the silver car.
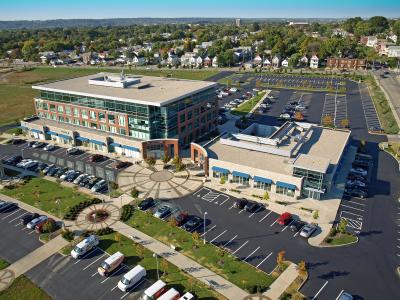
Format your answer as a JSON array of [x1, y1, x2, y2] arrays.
[[300, 223, 318, 238]]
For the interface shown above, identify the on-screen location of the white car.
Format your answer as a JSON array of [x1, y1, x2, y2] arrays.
[[16, 159, 32, 168], [60, 170, 74, 181], [73, 173, 89, 185], [300, 223, 318, 238], [44, 144, 55, 151], [217, 94, 224, 99], [66, 147, 79, 155], [220, 92, 229, 97], [26, 215, 48, 229], [229, 87, 238, 93]]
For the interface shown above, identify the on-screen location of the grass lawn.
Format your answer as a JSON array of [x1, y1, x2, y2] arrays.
[[365, 75, 399, 134], [98, 233, 225, 300], [280, 272, 307, 300], [127, 210, 276, 293], [0, 177, 93, 218], [0, 275, 51, 300], [0, 258, 9, 270], [385, 142, 400, 161], [325, 233, 358, 246], [231, 91, 266, 116], [0, 67, 219, 126]]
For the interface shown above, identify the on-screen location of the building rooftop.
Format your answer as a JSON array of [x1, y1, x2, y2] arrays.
[[32, 73, 217, 107]]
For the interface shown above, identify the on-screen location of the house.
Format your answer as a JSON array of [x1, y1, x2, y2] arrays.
[[310, 55, 319, 69], [253, 55, 263, 66], [281, 59, 289, 68], [200, 41, 213, 49], [299, 56, 308, 67], [212, 56, 218, 68], [196, 56, 203, 68], [81, 52, 93, 65], [181, 52, 197, 67], [132, 56, 146, 66], [387, 46, 400, 58], [327, 58, 367, 70], [377, 40, 396, 56], [203, 56, 212, 68], [272, 55, 280, 68], [39, 51, 56, 64], [388, 34, 398, 44], [332, 28, 349, 37], [167, 54, 179, 66], [366, 36, 378, 48], [263, 58, 271, 67]]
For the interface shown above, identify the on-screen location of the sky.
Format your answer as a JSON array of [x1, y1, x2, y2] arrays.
[[0, 0, 399, 20]]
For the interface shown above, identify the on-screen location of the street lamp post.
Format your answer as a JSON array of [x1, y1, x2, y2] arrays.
[[153, 253, 159, 280], [203, 211, 208, 244]]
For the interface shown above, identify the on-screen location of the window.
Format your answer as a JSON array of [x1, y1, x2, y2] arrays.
[[98, 112, 106, 122], [108, 114, 115, 124], [254, 181, 272, 191], [232, 175, 249, 185], [58, 116, 65, 122], [49, 104, 56, 112], [57, 105, 64, 113], [73, 108, 79, 117], [74, 119, 80, 125], [187, 111, 193, 120], [91, 123, 97, 129], [118, 115, 126, 126], [213, 171, 228, 179], [119, 128, 126, 135], [109, 126, 117, 134], [276, 186, 295, 197], [82, 120, 89, 127], [65, 107, 71, 116], [180, 125, 186, 133], [180, 114, 186, 123], [90, 111, 96, 120], [100, 124, 107, 131], [81, 109, 88, 119]]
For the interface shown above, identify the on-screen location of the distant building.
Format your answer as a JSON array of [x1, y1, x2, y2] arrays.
[[281, 59, 289, 68], [288, 22, 308, 27], [212, 56, 218, 68], [235, 18, 241, 27], [387, 46, 400, 58], [327, 58, 367, 70], [309, 55, 319, 69], [272, 55, 280, 68], [299, 56, 308, 67]]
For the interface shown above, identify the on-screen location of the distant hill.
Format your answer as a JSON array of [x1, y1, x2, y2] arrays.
[[0, 17, 341, 30]]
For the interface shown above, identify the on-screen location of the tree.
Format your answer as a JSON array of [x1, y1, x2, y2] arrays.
[[321, 115, 334, 127], [340, 119, 349, 128], [338, 218, 348, 234], [263, 191, 270, 201], [192, 231, 201, 247], [313, 210, 319, 220], [22, 40, 38, 61], [220, 176, 226, 184], [42, 219, 57, 233], [114, 232, 121, 247], [130, 187, 139, 198], [277, 250, 286, 270], [297, 261, 307, 277], [294, 112, 304, 121]]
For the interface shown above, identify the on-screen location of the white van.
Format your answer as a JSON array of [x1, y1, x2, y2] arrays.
[[140, 279, 166, 300], [118, 265, 146, 292], [158, 288, 180, 300], [98, 251, 125, 276], [179, 292, 195, 300], [70, 235, 99, 259]]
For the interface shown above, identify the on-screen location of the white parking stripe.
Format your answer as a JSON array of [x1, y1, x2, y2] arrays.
[[346, 200, 366, 206], [9, 212, 28, 223], [219, 197, 229, 206], [210, 230, 227, 243], [2, 208, 21, 220], [200, 225, 216, 237], [74, 248, 97, 264], [238, 208, 246, 214], [244, 246, 260, 261], [340, 204, 364, 212], [28, 230, 36, 235], [293, 225, 305, 237], [111, 285, 118, 291], [232, 240, 249, 255], [256, 252, 273, 268], [312, 281, 328, 300], [83, 253, 107, 270], [335, 290, 345, 300], [223, 235, 237, 248], [91, 271, 98, 277], [270, 218, 279, 227], [229, 204, 235, 210], [282, 220, 294, 232], [249, 206, 263, 218], [259, 211, 272, 223]]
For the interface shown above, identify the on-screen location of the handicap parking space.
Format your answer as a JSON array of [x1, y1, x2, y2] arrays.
[[0, 206, 43, 263], [26, 249, 151, 300]]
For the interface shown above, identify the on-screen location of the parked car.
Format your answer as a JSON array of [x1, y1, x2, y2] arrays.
[[71, 235, 99, 259], [20, 213, 40, 225], [35, 162, 48, 172], [10, 138, 25, 145], [84, 177, 100, 189], [300, 223, 318, 238], [244, 201, 261, 213], [0, 201, 18, 212], [344, 188, 367, 199], [25, 161, 39, 171], [347, 173, 366, 182], [2, 155, 22, 166], [35, 218, 56, 233], [89, 154, 104, 162], [98, 251, 125, 276], [55, 167, 69, 178], [32, 141, 45, 148], [350, 168, 367, 177], [290, 220, 306, 232], [277, 212, 292, 226], [153, 205, 171, 219], [346, 180, 366, 188], [138, 198, 155, 211], [26, 215, 48, 229], [66, 170, 80, 182], [80, 175, 95, 187], [66, 147, 79, 155], [43, 144, 55, 151], [60, 170, 75, 181], [182, 216, 203, 232], [233, 199, 248, 209], [112, 161, 132, 169], [170, 212, 189, 226], [43, 164, 55, 175], [117, 265, 146, 292], [16, 159, 32, 168], [73, 173, 89, 185], [27, 141, 36, 147], [47, 166, 60, 177], [337, 291, 353, 300], [91, 179, 107, 192]]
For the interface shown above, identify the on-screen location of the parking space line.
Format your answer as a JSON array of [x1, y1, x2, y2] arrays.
[[28, 230, 36, 235], [282, 220, 294, 232], [232, 240, 249, 255], [244, 246, 260, 261], [74, 248, 98, 264], [120, 278, 146, 299], [91, 271, 98, 277], [228, 204, 235, 210], [83, 253, 107, 270], [340, 204, 365, 212], [100, 265, 125, 283], [223, 235, 237, 248], [249, 206, 263, 218], [2, 208, 21, 220], [270, 218, 279, 227], [312, 281, 328, 300], [210, 230, 227, 243], [219, 197, 229, 206], [238, 208, 246, 214], [346, 200, 366, 206], [9, 211, 28, 223], [256, 252, 273, 268], [200, 225, 216, 237], [259, 211, 272, 223], [0, 207, 17, 214], [293, 225, 305, 237]]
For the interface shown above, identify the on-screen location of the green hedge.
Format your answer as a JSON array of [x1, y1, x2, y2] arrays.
[[119, 204, 134, 222], [63, 198, 102, 220]]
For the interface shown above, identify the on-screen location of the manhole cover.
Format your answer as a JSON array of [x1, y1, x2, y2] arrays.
[[150, 170, 174, 182]]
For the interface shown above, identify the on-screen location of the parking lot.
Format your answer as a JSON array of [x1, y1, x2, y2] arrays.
[[358, 83, 382, 131], [0, 206, 43, 263], [26, 249, 152, 300], [321, 94, 348, 128]]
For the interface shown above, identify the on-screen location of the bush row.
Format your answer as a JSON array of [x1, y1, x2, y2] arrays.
[[63, 198, 102, 220], [120, 204, 134, 222]]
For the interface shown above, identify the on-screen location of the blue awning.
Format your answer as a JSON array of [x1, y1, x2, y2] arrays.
[[276, 181, 297, 190], [232, 171, 250, 179], [58, 133, 72, 140], [45, 130, 57, 135], [90, 139, 105, 146], [122, 145, 140, 152], [76, 136, 89, 142], [110, 142, 122, 147], [30, 129, 43, 134], [212, 166, 229, 174], [254, 176, 272, 184]]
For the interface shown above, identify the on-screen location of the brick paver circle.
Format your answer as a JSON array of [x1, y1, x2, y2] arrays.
[[0, 269, 15, 292], [149, 170, 174, 182]]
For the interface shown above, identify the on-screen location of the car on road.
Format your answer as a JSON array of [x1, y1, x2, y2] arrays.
[[300, 223, 318, 238], [182, 216, 203, 232], [244, 201, 261, 213], [0, 201, 18, 212], [89, 154, 105, 162], [170, 212, 189, 226], [290, 220, 306, 232], [91, 179, 107, 192], [43, 144, 55, 151], [233, 199, 248, 209], [73, 173, 89, 185], [350, 168, 367, 177], [138, 198, 155, 211], [32, 141, 45, 148], [277, 212, 292, 226], [20, 213, 40, 225], [111, 161, 132, 169], [26, 215, 48, 229], [66, 147, 79, 155], [153, 205, 171, 219]]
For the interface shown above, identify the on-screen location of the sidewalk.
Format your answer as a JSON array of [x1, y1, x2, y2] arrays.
[[263, 263, 299, 300]]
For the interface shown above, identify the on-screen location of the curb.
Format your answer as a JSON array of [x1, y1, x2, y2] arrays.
[[319, 235, 359, 248]]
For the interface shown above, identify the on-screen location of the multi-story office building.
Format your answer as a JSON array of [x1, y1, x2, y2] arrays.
[[21, 73, 217, 159]]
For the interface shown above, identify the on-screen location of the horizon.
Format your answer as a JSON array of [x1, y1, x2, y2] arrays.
[[1, 0, 399, 21]]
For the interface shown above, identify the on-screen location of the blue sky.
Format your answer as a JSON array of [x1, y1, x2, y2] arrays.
[[0, 0, 399, 20]]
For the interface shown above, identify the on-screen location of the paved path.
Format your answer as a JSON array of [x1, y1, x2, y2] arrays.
[[263, 263, 299, 300]]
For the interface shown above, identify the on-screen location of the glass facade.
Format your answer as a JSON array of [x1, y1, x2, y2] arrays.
[[276, 185, 295, 197], [254, 181, 272, 191], [293, 167, 325, 199]]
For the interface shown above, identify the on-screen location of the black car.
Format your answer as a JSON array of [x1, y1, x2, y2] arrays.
[[10, 139, 25, 145], [26, 162, 39, 171], [27, 141, 36, 147], [233, 199, 248, 209], [79, 176, 93, 187], [0, 201, 18, 212], [344, 188, 367, 199], [244, 201, 261, 213], [290, 220, 306, 232], [66, 171, 80, 182], [347, 173, 367, 182], [84, 177, 100, 189], [36, 162, 48, 171], [2, 155, 22, 166], [43, 164, 55, 175], [20, 213, 40, 225], [138, 198, 155, 211], [182, 216, 203, 232], [47, 166, 60, 176], [55, 167, 68, 178]]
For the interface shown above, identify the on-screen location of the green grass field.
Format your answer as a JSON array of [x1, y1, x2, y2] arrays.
[[0, 67, 219, 126], [0, 258, 9, 270], [326, 233, 357, 246], [0, 275, 51, 300], [0, 177, 93, 218], [231, 91, 266, 116], [127, 210, 276, 293]]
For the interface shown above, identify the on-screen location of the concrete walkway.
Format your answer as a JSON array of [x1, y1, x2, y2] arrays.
[[263, 263, 299, 300], [113, 220, 249, 300]]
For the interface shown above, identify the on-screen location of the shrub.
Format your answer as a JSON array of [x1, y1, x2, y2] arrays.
[[220, 176, 226, 184], [41, 219, 57, 233], [130, 187, 139, 198], [95, 227, 114, 236], [329, 227, 337, 237], [6, 127, 22, 135], [62, 229, 74, 241], [313, 210, 319, 220], [63, 198, 102, 220], [145, 157, 156, 166], [109, 181, 119, 190], [161, 155, 170, 164], [263, 191, 270, 201], [120, 204, 134, 222]]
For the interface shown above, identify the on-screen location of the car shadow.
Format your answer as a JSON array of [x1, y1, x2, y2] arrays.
[[318, 270, 350, 280]]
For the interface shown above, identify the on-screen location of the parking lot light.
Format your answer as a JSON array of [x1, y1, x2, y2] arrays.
[[153, 253, 159, 280], [203, 211, 208, 244]]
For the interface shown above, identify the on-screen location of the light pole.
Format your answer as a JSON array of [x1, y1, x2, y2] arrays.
[[153, 253, 159, 280], [21, 147, 25, 159], [203, 211, 208, 244]]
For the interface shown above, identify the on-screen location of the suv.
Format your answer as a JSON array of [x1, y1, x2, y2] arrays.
[[20, 213, 40, 225], [290, 220, 306, 232], [182, 216, 203, 232], [233, 199, 248, 209], [277, 212, 292, 226], [244, 202, 261, 213]]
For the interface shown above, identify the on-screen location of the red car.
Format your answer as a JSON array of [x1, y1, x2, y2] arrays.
[[170, 212, 189, 226], [277, 212, 292, 226], [35, 218, 55, 233], [89, 154, 104, 162]]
